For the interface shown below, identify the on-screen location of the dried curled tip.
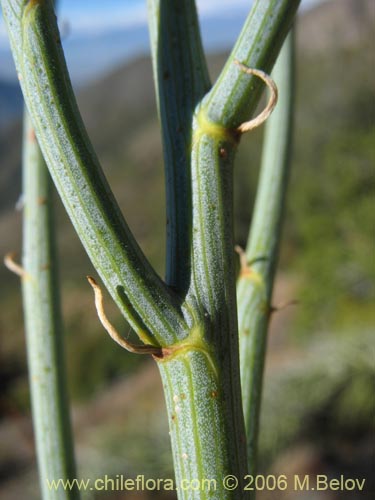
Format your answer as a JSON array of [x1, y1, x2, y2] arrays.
[[4, 252, 28, 279], [87, 276, 162, 356], [234, 60, 278, 133]]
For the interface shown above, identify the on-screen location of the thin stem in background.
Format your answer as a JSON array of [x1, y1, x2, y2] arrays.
[[21, 112, 79, 499], [238, 31, 295, 483]]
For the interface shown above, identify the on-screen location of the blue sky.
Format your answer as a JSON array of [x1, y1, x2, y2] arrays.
[[0, 0, 326, 45], [0, 0, 327, 83], [56, 0, 325, 33]]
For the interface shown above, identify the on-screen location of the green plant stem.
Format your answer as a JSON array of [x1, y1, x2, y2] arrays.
[[158, 329, 244, 500], [21, 113, 78, 499], [147, 0, 210, 293], [1, 0, 190, 346], [238, 31, 295, 481], [204, 0, 299, 127], [148, 3, 249, 496], [188, 115, 249, 496], [148, 2, 299, 498], [182, 3, 298, 493], [188, 5, 300, 467], [191, 0, 299, 317]]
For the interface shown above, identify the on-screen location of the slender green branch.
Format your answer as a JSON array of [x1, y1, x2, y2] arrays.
[[238, 31, 295, 481], [1, 0, 190, 345], [147, 0, 210, 293], [20, 112, 78, 499], [203, 0, 299, 128], [190, 0, 299, 333], [5, 5, 79, 497]]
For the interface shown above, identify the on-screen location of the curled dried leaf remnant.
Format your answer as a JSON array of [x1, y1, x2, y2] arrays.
[[87, 276, 162, 356], [4, 252, 29, 279], [234, 60, 278, 133]]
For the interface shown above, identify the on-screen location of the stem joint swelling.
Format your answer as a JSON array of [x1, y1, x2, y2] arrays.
[[88, 276, 162, 356], [195, 62, 278, 146], [88, 276, 216, 372]]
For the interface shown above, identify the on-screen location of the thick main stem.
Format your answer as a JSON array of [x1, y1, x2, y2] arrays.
[[157, 324, 248, 500], [189, 114, 249, 493], [148, 1, 249, 496], [22, 113, 78, 499], [156, 127, 249, 497]]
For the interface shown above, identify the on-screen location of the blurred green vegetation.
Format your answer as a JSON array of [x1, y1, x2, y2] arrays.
[[282, 38, 375, 335], [260, 331, 375, 466]]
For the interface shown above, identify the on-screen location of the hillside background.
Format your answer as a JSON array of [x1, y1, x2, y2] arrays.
[[0, 0, 374, 498]]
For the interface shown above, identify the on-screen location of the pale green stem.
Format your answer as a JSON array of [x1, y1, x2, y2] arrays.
[[1, 0, 190, 346], [148, 2, 299, 499], [148, 2, 249, 496], [21, 113, 78, 499], [204, 0, 299, 127], [184, 3, 299, 493], [238, 31, 295, 483], [147, 0, 210, 293], [157, 328, 245, 500]]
